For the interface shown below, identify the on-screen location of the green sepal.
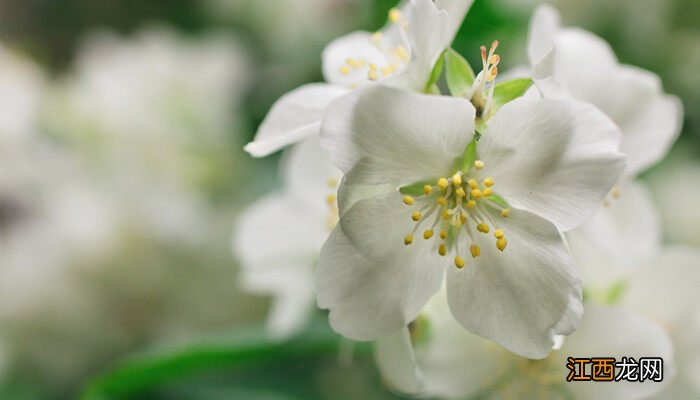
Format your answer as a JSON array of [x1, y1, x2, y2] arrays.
[[424, 49, 446, 93], [458, 136, 478, 172], [445, 48, 475, 97], [491, 78, 533, 111]]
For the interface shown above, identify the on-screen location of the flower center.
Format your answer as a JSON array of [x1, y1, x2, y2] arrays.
[[401, 160, 510, 269], [468, 41, 501, 120], [337, 8, 411, 86]]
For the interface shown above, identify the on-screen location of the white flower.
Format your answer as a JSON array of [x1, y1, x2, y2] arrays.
[[233, 137, 342, 338], [375, 290, 675, 400], [527, 4, 683, 177], [315, 84, 625, 357], [243, 0, 474, 157], [42, 26, 249, 245], [566, 179, 700, 398]]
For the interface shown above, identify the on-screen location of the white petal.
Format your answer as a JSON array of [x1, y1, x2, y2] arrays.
[[321, 31, 392, 88], [415, 289, 506, 399], [609, 66, 683, 176], [555, 304, 674, 400], [240, 269, 315, 339], [527, 4, 561, 65], [282, 135, 342, 209], [320, 85, 476, 185], [531, 48, 572, 100], [623, 245, 700, 329], [479, 97, 625, 231], [550, 28, 619, 108], [374, 328, 424, 394], [232, 194, 327, 271], [388, 0, 450, 91], [446, 208, 583, 359], [244, 83, 349, 157], [566, 180, 661, 294], [316, 222, 444, 341], [434, 0, 474, 43]]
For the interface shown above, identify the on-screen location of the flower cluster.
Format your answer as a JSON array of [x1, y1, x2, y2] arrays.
[[237, 1, 689, 398]]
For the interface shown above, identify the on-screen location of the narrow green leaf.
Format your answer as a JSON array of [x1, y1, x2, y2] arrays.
[[491, 78, 533, 111], [80, 318, 366, 400], [459, 137, 478, 172], [424, 49, 446, 93], [445, 48, 475, 97]]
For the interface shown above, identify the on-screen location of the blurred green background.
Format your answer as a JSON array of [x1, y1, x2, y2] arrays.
[[0, 0, 698, 399]]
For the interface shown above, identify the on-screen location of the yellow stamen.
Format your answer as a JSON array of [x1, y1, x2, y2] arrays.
[[496, 238, 507, 251], [440, 229, 448, 240], [454, 256, 465, 269], [442, 209, 450, 219], [456, 187, 466, 197], [468, 179, 478, 189], [327, 178, 338, 188], [501, 208, 510, 218], [368, 70, 379, 81], [494, 229, 504, 239], [346, 58, 365, 68], [438, 244, 447, 256], [467, 200, 476, 208], [483, 188, 493, 197], [412, 211, 421, 221], [423, 229, 434, 239], [470, 244, 481, 258], [483, 177, 494, 187], [423, 185, 433, 195], [452, 173, 462, 187], [404, 234, 414, 245], [388, 8, 402, 22], [396, 45, 409, 61], [326, 194, 336, 205], [403, 195, 414, 205], [437, 196, 447, 206], [369, 63, 378, 71], [459, 213, 467, 224], [471, 189, 483, 198], [339, 66, 350, 76], [437, 177, 449, 189], [475, 160, 485, 170], [477, 223, 490, 233]]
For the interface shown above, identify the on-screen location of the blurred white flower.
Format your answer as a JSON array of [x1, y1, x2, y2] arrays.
[[243, 0, 474, 157], [527, 4, 683, 177], [315, 85, 625, 358], [567, 180, 700, 399], [376, 290, 674, 400], [43, 26, 250, 245], [233, 137, 341, 338]]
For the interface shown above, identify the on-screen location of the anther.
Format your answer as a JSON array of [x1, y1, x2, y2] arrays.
[[442, 210, 450, 219], [412, 211, 421, 221], [396, 46, 409, 61], [483, 188, 493, 197], [327, 194, 337, 205], [475, 160, 485, 170], [467, 200, 476, 208], [459, 213, 467, 224], [423, 229, 434, 239], [470, 244, 481, 258], [477, 223, 490, 233], [388, 8, 402, 23], [440, 229, 448, 240], [423, 185, 433, 195], [501, 208, 510, 218], [496, 238, 507, 251], [369, 63, 378, 71], [494, 229, 504, 239], [437, 178, 449, 189], [452, 173, 462, 187], [471, 189, 483, 198], [437, 196, 447, 206], [403, 195, 414, 205], [368, 70, 378, 81], [468, 179, 478, 189], [456, 187, 466, 197], [404, 234, 414, 245], [339, 66, 350, 76], [483, 177, 494, 187], [327, 178, 338, 188], [438, 244, 447, 256], [454, 256, 465, 269]]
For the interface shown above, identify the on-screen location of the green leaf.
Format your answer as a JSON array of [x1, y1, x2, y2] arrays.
[[491, 78, 533, 111], [459, 137, 478, 172], [445, 48, 475, 97], [424, 49, 446, 93], [80, 318, 367, 400]]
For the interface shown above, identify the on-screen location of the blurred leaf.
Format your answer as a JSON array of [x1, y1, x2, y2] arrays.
[[81, 318, 367, 400], [445, 48, 475, 97], [424, 50, 446, 92], [491, 78, 532, 112]]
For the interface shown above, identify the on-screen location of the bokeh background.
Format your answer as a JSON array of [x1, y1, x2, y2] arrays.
[[0, 0, 698, 399]]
